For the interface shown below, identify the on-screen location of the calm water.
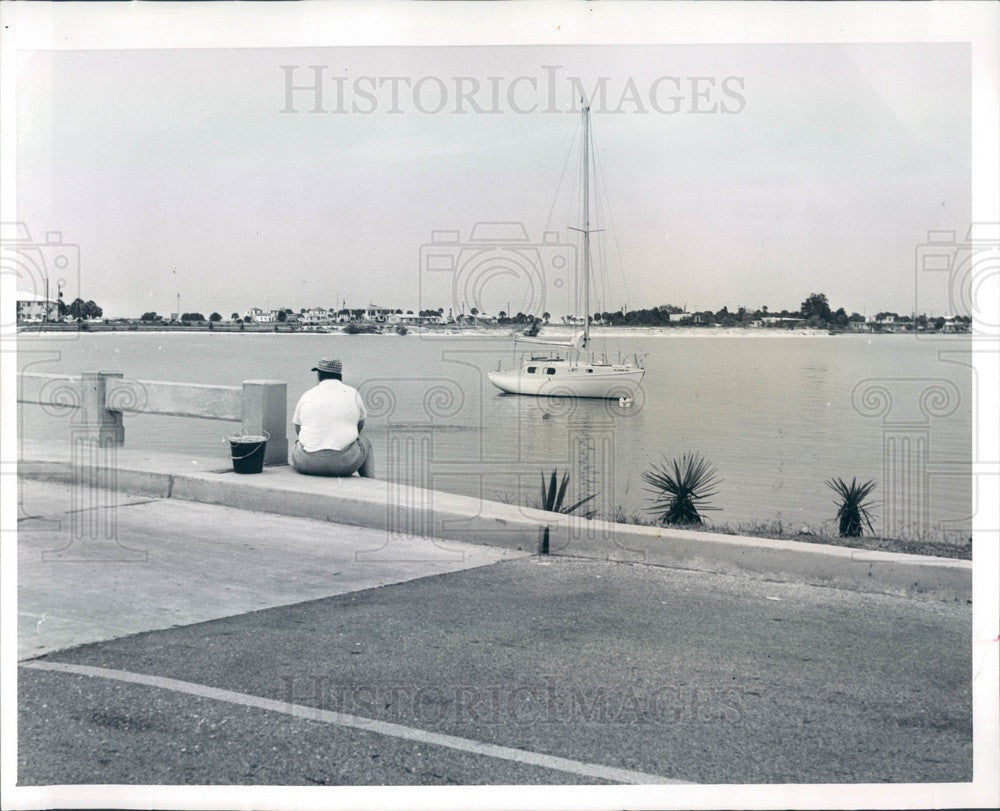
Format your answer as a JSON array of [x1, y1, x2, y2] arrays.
[[17, 331, 973, 537]]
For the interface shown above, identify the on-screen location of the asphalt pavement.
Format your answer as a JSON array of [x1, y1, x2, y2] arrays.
[[17, 483, 973, 786]]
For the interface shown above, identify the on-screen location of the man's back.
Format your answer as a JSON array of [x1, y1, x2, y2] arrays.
[[293, 379, 366, 452]]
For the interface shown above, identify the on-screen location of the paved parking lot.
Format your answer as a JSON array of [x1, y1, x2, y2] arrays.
[[18, 486, 973, 786]]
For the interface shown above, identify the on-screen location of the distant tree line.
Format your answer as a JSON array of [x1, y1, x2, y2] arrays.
[[590, 293, 968, 331], [117, 293, 971, 330], [496, 311, 548, 325], [63, 297, 103, 321]]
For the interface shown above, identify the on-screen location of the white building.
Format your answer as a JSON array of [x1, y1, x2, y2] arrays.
[[301, 308, 333, 325], [364, 305, 395, 324], [244, 307, 275, 323], [16, 292, 58, 323], [386, 311, 423, 325]]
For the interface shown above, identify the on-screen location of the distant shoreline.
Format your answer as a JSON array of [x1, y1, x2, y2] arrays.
[[16, 323, 958, 338]]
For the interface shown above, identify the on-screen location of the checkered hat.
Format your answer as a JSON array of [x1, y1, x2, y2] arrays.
[[311, 358, 342, 375]]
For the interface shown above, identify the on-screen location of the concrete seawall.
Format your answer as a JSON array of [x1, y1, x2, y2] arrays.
[[17, 443, 971, 603]]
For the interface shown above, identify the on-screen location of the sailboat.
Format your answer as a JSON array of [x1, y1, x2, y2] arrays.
[[488, 106, 645, 399]]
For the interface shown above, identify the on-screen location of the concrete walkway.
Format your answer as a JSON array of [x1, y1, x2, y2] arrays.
[[17, 479, 527, 659], [18, 439, 972, 602]]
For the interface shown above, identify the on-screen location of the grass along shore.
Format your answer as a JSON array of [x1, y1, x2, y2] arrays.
[[502, 484, 973, 561], [606, 510, 972, 560]]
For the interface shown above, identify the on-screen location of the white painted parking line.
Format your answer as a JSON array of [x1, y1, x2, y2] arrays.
[[23, 660, 689, 785]]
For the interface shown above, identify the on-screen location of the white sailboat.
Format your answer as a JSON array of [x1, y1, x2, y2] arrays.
[[488, 106, 645, 399]]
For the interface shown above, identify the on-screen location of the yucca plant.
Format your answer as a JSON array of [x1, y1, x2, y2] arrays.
[[643, 452, 720, 525], [537, 469, 598, 516], [826, 477, 877, 537]]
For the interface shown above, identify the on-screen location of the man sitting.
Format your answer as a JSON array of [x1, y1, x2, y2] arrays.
[[291, 358, 374, 477]]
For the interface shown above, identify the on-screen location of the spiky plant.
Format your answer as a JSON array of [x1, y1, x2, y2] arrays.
[[826, 477, 877, 537], [643, 453, 720, 525], [538, 469, 598, 516]]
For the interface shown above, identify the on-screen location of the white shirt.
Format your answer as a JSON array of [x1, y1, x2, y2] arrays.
[[292, 379, 368, 452]]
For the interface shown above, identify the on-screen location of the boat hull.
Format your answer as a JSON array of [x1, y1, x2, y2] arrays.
[[488, 365, 645, 399]]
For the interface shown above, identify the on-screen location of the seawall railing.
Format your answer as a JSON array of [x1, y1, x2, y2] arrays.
[[17, 371, 288, 465]]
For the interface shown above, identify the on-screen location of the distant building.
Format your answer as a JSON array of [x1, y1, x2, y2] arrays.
[[666, 311, 694, 323], [16, 292, 58, 323], [364, 305, 395, 323], [245, 307, 275, 323], [387, 311, 423, 325], [870, 314, 908, 333], [301, 308, 333, 325]]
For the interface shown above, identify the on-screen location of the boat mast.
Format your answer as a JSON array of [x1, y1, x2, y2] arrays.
[[569, 105, 601, 354], [582, 105, 591, 350]]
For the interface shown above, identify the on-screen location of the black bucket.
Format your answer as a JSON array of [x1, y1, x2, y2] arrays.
[[228, 432, 268, 474]]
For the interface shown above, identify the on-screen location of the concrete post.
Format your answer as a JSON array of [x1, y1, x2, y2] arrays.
[[79, 371, 124, 446], [241, 380, 288, 466]]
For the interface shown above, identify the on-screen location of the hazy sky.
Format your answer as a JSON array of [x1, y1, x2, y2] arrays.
[[17, 43, 970, 318]]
